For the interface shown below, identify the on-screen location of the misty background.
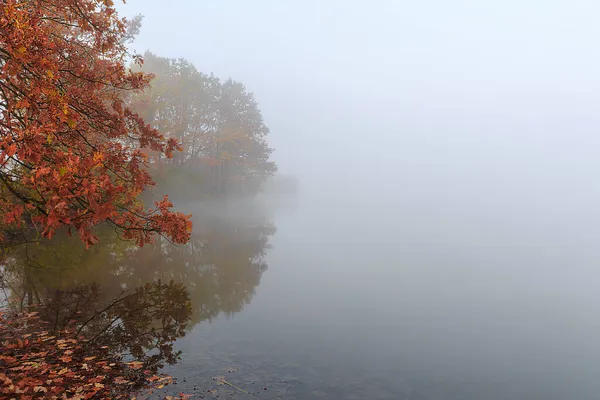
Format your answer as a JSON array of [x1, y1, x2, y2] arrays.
[[118, 0, 600, 210], [111, 1, 600, 398]]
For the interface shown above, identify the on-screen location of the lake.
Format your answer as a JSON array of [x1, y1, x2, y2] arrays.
[[3, 182, 600, 399]]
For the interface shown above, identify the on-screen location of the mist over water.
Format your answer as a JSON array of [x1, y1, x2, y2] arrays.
[[150, 119, 600, 398], [150, 176, 600, 399], [3, 0, 599, 398], [115, 1, 600, 397]]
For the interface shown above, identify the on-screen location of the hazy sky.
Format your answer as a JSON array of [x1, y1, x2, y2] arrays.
[[117, 0, 600, 196]]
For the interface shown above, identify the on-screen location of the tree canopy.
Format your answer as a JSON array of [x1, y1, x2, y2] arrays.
[[130, 52, 277, 200], [0, 0, 191, 247]]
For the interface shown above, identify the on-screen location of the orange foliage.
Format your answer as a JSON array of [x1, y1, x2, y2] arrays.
[[0, 0, 191, 246], [0, 310, 192, 399]]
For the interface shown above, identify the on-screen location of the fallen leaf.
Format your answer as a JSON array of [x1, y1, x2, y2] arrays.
[[127, 361, 143, 370]]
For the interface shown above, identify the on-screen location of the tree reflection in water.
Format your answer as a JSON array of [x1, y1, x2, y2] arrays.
[[1, 211, 275, 373]]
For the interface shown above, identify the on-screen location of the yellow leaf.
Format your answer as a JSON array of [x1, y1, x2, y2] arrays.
[[93, 152, 104, 163], [17, 46, 26, 54], [47, 70, 54, 79], [47, 134, 53, 144]]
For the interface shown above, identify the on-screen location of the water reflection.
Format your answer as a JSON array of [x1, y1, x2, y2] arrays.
[[0, 210, 275, 371], [130, 213, 275, 326]]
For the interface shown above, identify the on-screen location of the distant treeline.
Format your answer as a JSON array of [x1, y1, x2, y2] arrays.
[[129, 52, 277, 201]]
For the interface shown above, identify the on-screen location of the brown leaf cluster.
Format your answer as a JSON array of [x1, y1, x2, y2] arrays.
[[0, 310, 189, 399]]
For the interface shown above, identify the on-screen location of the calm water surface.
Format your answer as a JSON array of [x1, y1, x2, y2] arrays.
[[4, 186, 600, 399], [170, 186, 600, 399]]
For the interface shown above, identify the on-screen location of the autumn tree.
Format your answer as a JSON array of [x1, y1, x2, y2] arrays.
[[129, 52, 276, 200], [214, 78, 277, 194], [0, 0, 191, 247], [128, 54, 217, 172]]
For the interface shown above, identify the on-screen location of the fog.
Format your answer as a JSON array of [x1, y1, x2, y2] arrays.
[[112, 1, 600, 398], [118, 0, 600, 208]]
